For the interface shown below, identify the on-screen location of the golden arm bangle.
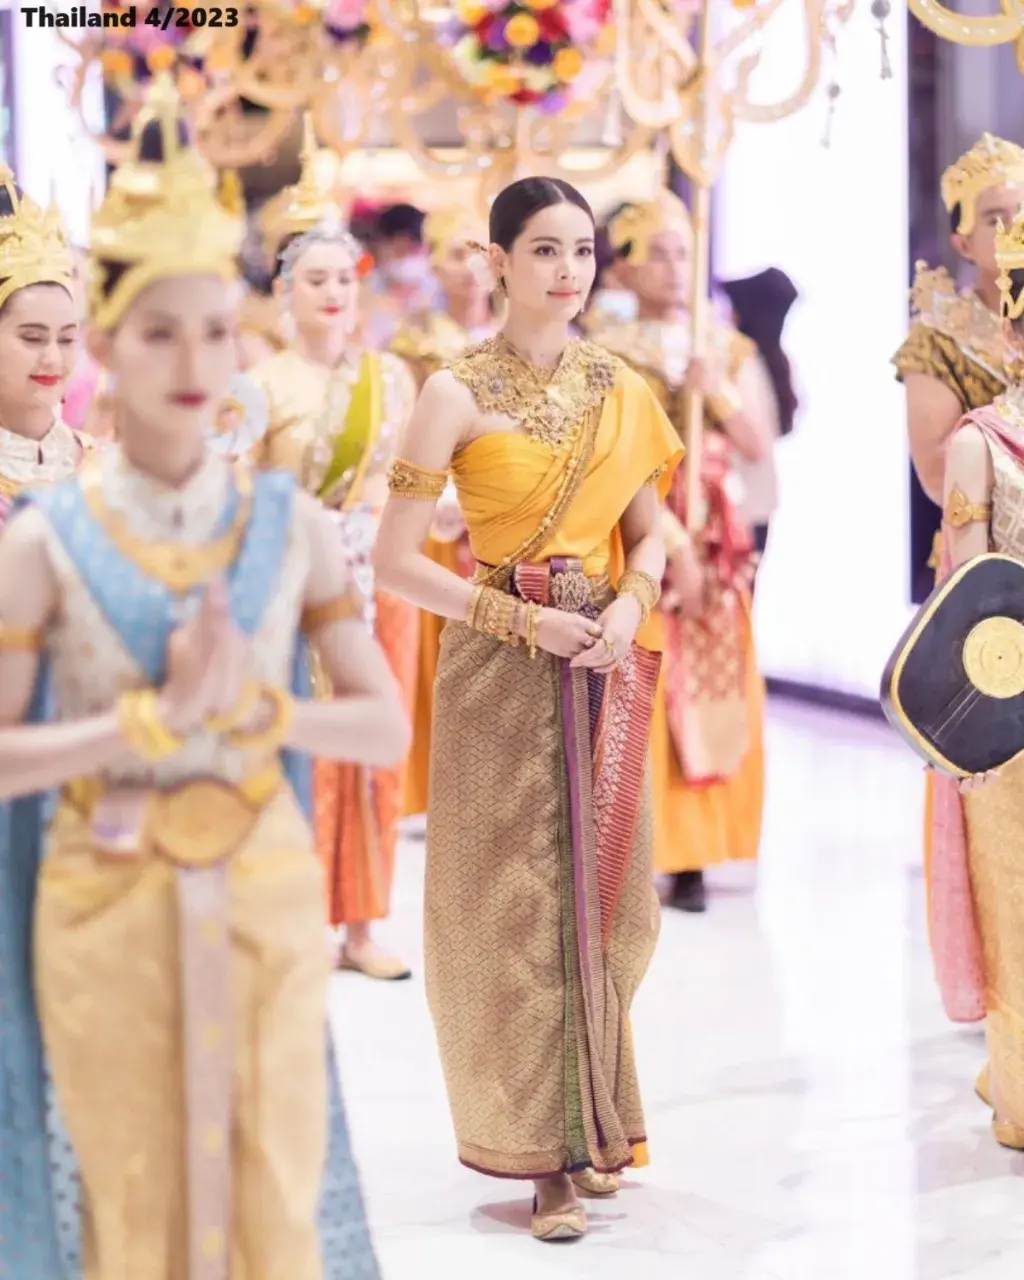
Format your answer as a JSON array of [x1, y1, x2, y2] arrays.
[[387, 458, 449, 501], [617, 570, 661, 624], [301, 589, 365, 635], [944, 486, 992, 529], [227, 684, 295, 751], [468, 586, 521, 644], [0, 621, 44, 650], [118, 689, 184, 762]]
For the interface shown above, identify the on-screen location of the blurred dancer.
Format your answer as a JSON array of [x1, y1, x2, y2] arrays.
[[391, 206, 495, 816], [363, 202, 444, 349], [248, 131, 418, 981], [933, 206, 1024, 1147], [0, 76, 406, 1280], [376, 175, 681, 1240], [600, 194, 769, 913], [0, 168, 83, 522]]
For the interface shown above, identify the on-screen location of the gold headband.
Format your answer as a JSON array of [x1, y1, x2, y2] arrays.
[[0, 165, 74, 311], [996, 210, 1024, 320], [89, 74, 244, 331], [423, 207, 487, 266], [942, 133, 1024, 236], [607, 193, 692, 266], [259, 114, 344, 264]]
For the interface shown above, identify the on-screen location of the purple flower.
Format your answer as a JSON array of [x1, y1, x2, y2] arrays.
[[525, 39, 554, 65], [485, 25, 510, 51], [538, 89, 569, 115]]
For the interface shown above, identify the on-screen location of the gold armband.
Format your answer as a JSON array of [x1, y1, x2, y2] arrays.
[[118, 689, 184, 762], [467, 585, 523, 645], [301, 590, 364, 635], [644, 463, 668, 487], [617, 570, 661, 625], [706, 386, 742, 424], [0, 621, 44, 651], [945, 486, 992, 529], [227, 684, 295, 751], [660, 508, 690, 557], [387, 458, 449, 501]]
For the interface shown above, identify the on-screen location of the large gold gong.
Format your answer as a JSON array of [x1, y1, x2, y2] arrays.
[[962, 616, 1024, 699]]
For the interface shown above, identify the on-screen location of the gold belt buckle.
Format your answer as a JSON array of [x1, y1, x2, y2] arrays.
[[147, 779, 261, 869], [550, 568, 593, 614]]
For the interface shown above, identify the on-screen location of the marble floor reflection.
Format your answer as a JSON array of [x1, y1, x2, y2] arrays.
[[331, 698, 1022, 1280]]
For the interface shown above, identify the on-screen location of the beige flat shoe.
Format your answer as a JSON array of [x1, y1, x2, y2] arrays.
[[975, 1064, 992, 1108], [993, 1117, 1024, 1150], [571, 1168, 620, 1197], [531, 1196, 587, 1242], [337, 948, 412, 981]]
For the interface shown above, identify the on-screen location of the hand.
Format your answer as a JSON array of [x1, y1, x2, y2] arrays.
[[959, 769, 1002, 794], [158, 580, 251, 735], [431, 500, 466, 544], [662, 544, 705, 618], [570, 595, 641, 671], [533, 607, 603, 659], [682, 356, 723, 401]]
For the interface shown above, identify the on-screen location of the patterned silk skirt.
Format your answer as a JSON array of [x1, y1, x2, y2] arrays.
[[425, 560, 661, 1179]]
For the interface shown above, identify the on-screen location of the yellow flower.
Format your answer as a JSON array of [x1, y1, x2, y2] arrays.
[[552, 47, 583, 81], [504, 12, 540, 48], [146, 45, 177, 73], [594, 23, 616, 55], [457, 0, 488, 24], [523, 0, 559, 9], [482, 62, 520, 92], [100, 48, 133, 78]]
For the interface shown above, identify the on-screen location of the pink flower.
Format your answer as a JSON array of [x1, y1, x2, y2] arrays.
[[324, 0, 367, 30], [560, 0, 603, 44]]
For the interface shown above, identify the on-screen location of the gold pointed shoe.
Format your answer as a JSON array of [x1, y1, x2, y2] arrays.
[[530, 1197, 587, 1242], [571, 1168, 620, 1197], [993, 1117, 1024, 1150], [976, 1064, 992, 1108], [337, 948, 412, 981]]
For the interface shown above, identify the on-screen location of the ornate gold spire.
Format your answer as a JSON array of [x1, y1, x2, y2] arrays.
[[996, 209, 1024, 320], [941, 133, 1024, 236], [0, 164, 74, 311], [423, 206, 487, 265], [607, 191, 692, 266], [258, 113, 344, 264], [88, 73, 244, 331]]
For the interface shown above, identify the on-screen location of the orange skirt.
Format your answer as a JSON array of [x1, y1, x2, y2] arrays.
[[404, 536, 468, 818], [649, 600, 764, 874], [317, 590, 419, 927]]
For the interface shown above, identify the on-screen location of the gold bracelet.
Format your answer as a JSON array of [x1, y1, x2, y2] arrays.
[[525, 602, 540, 659], [617, 570, 661, 625], [466, 584, 485, 628], [0, 621, 44, 651], [227, 684, 295, 751], [469, 586, 520, 644], [205, 679, 262, 735], [387, 458, 449, 501], [301, 589, 364, 635], [118, 689, 184, 762]]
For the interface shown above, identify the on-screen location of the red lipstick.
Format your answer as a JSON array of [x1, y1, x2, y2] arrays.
[[30, 374, 61, 387], [169, 392, 208, 408]]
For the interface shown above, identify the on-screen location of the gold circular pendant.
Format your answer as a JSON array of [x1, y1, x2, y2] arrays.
[[962, 616, 1024, 698]]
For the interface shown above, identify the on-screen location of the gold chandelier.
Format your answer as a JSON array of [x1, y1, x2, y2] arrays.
[[907, 0, 1024, 72]]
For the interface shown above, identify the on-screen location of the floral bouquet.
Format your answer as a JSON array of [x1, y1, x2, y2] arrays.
[[450, 0, 614, 114]]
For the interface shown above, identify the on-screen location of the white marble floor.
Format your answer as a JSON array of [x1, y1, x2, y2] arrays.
[[331, 699, 1023, 1280]]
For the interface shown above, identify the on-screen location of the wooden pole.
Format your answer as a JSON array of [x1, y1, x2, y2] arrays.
[[684, 0, 713, 534]]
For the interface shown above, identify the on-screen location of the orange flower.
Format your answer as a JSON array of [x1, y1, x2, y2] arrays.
[[292, 2, 317, 23], [100, 47, 133, 78], [146, 45, 177, 73], [505, 12, 540, 47], [552, 47, 583, 81], [523, 0, 559, 9]]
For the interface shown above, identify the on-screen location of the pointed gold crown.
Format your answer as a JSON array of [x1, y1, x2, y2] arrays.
[[258, 114, 344, 265], [423, 206, 487, 265], [0, 165, 74, 311], [607, 191, 692, 266], [941, 133, 1024, 235], [89, 73, 244, 330], [995, 208, 1024, 320]]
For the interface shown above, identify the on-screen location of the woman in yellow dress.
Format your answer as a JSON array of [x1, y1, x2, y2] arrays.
[[247, 139, 418, 982], [598, 194, 770, 913], [391, 205, 496, 816], [937, 205, 1024, 1149], [375, 176, 682, 1241], [0, 166, 84, 522], [0, 75, 408, 1279]]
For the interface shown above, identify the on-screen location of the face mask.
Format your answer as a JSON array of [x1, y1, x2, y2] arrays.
[[592, 289, 638, 322], [383, 254, 431, 287]]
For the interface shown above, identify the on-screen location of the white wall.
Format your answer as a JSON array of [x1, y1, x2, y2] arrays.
[[716, 5, 911, 699], [10, 2, 104, 244]]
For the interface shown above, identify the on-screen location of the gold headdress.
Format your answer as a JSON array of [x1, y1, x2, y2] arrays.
[[89, 73, 244, 331], [995, 208, 1024, 320], [423, 206, 487, 266], [258, 114, 344, 265], [941, 133, 1024, 236], [607, 192, 692, 266], [0, 165, 74, 311]]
